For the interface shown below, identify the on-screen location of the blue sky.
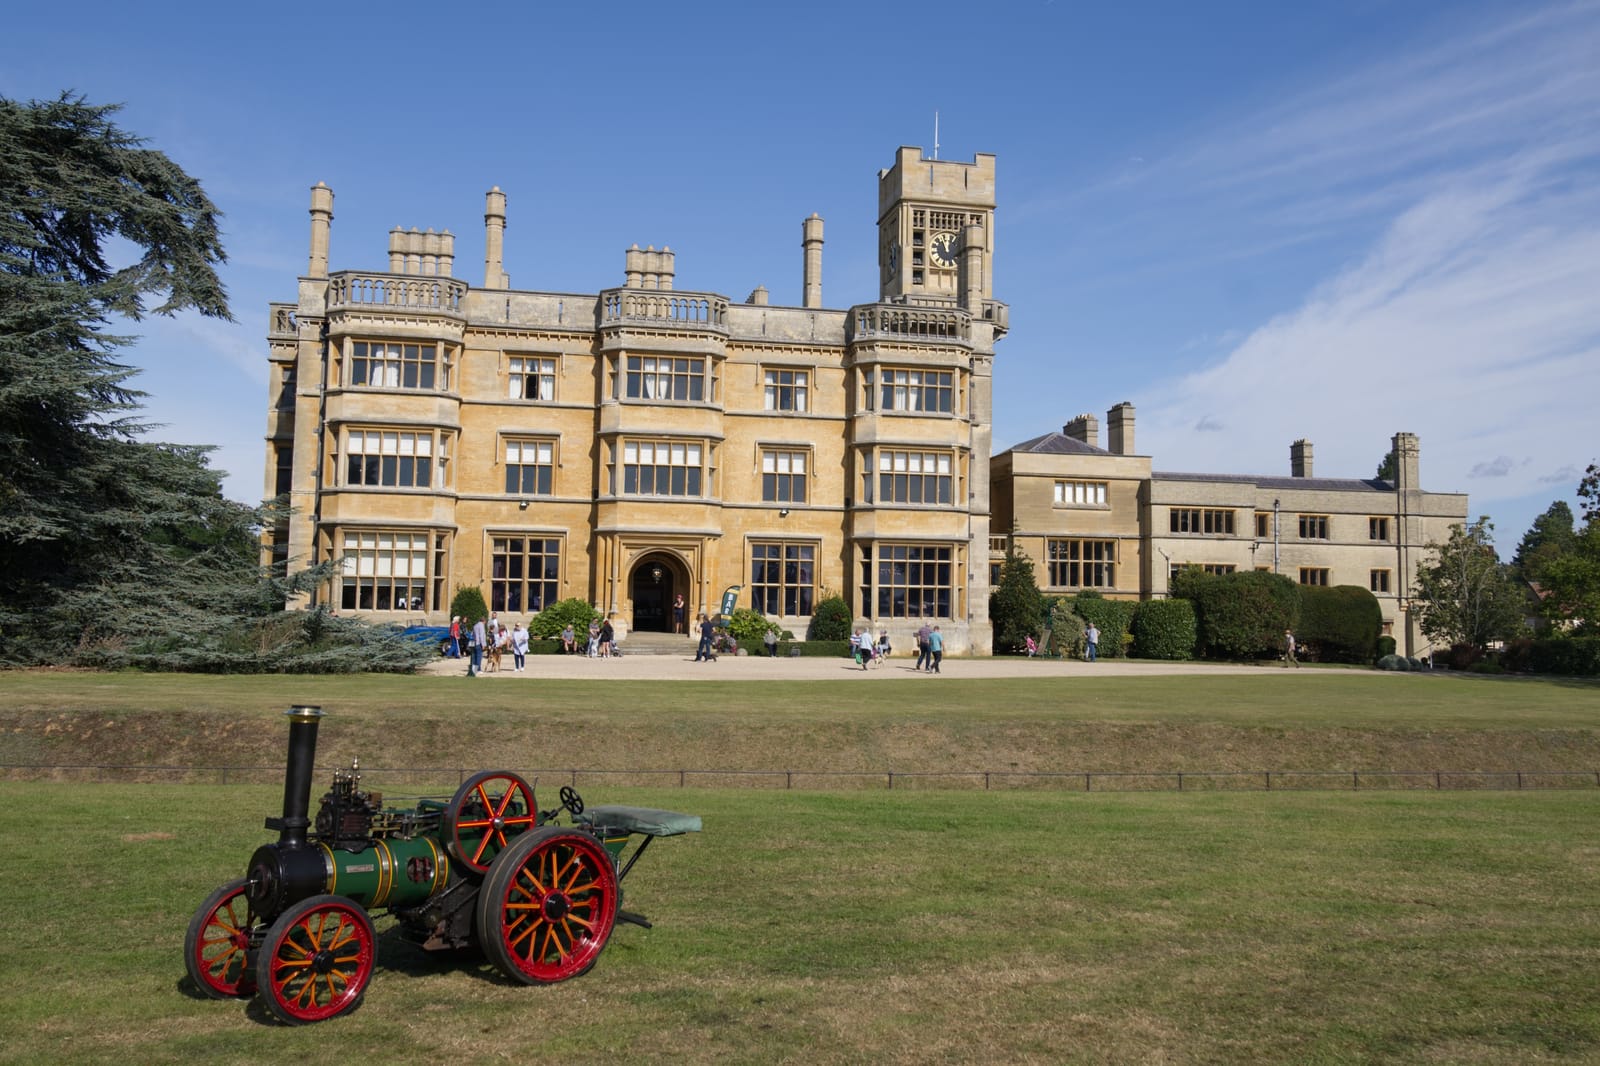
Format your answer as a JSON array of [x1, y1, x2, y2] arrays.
[[5, 0, 1597, 551]]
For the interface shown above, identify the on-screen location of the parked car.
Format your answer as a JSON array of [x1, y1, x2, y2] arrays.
[[396, 624, 452, 656]]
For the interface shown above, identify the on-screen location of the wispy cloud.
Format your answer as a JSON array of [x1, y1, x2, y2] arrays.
[[1129, 2, 1600, 521]]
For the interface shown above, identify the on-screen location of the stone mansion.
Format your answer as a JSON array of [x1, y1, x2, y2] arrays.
[[262, 146, 1465, 655]]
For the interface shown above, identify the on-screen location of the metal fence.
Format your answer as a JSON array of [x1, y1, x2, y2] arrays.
[[4, 763, 1598, 794]]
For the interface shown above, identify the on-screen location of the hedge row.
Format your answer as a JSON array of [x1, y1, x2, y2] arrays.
[[1525, 637, 1600, 676]]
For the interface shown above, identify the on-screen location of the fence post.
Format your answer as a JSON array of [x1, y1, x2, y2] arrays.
[[1177, 772, 1184, 792], [786, 770, 792, 790], [887, 772, 894, 790], [984, 772, 990, 791], [1517, 771, 1523, 790], [1354, 771, 1360, 790], [1435, 771, 1441, 790], [1265, 771, 1271, 791]]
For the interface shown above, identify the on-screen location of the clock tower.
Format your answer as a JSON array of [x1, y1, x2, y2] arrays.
[[877, 146, 996, 305]]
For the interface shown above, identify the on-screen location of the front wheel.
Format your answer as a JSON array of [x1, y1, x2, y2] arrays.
[[476, 827, 619, 984], [255, 895, 376, 1025], [184, 879, 258, 998]]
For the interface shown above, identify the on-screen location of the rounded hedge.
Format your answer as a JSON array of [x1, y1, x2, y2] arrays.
[[1131, 599, 1196, 660]]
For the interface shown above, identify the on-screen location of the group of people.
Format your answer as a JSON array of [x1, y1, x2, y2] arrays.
[[849, 628, 892, 668], [450, 614, 531, 674]]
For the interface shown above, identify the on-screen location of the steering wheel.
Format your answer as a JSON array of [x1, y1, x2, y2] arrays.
[[559, 785, 584, 817]]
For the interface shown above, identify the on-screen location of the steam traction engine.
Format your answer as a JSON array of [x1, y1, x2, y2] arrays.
[[184, 706, 701, 1024]]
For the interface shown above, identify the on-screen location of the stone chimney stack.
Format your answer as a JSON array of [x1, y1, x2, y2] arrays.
[[802, 213, 824, 308], [1291, 439, 1314, 478], [1064, 413, 1100, 447], [387, 228, 405, 274], [624, 244, 644, 288], [1107, 402, 1136, 455], [1392, 432, 1420, 491], [746, 285, 769, 306], [307, 182, 334, 279], [484, 187, 508, 290]]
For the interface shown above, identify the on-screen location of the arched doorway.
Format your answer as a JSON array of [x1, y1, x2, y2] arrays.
[[629, 555, 680, 633]]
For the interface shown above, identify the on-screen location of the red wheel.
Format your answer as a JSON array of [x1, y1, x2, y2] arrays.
[[185, 879, 259, 998], [254, 895, 375, 1025], [443, 770, 538, 876], [476, 827, 619, 984]]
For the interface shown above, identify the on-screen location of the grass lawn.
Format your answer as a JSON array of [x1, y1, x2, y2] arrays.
[[1, 670, 1597, 1062], [0, 782, 1596, 1064]]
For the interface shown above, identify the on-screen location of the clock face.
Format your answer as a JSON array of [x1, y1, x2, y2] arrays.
[[929, 231, 958, 268]]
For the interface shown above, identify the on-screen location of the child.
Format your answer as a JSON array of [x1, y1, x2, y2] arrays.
[[1024, 634, 1037, 658]]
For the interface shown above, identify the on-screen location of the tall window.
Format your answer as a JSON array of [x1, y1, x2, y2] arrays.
[[873, 544, 953, 618], [751, 542, 815, 615], [764, 368, 808, 412], [340, 530, 431, 611], [622, 440, 703, 497], [762, 450, 807, 503], [1369, 517, 1390, 541], [625, 355, 705, 401], [345, 430, 439, 488], [1299, 515, 1330, 539], [1048, 539, 1117, 588], [350, 341, 444, 390], [504, 439, 554, 495], [879, 368, 953, 413], [1170, 509, 1235, 534], [490, 537, 560, 613], [1256, 512, 1272, 538], [878, 450, 953, 504], [1299, 567, 1330, 586], [509, 356, 556, 401], [1055, 481, 1107, 506], [1370, 569, 1391, 593]]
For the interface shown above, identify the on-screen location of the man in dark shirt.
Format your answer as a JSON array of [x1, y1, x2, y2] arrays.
[[694, 614, 716, 662]]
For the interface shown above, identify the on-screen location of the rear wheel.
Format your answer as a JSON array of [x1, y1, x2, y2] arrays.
[[255, 895, 375, 1025], [184, 879, 258, 998], [443, 770, 539, 877], [476, 827, 619, 984]]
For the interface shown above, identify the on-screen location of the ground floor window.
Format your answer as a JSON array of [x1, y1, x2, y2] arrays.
[[340, 530, 437, 611], [1370, 568, 1391, 593], [1300, 567, 1331, 586], [1048, 539, 1117, 588], [865, 544, 953, 618], [750, 542, 815, 615], [490, 536, 561, 613]]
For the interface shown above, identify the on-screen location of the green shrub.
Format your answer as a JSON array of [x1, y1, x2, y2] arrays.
[[727, 607, 779, 646], [1526, 636, 1600, 676], [989, 549, 1046, 654], [1130, 599, 1196, 660], [449, 585, 489, 627], [1180, 570, 1299, 660], [1376, 653, 1411, 671], [1448, 643, 1483, 670], [808, 596, 853, 641], [1072, 592, 1136, 658], [1049, 603, 1086, 658], [1468, 660, 1504, 674], [528, 597, 600, 639], [1500, 637, 1534, 673], [1298, 585, 1382, 664], [1376, 635, 1397, 659]]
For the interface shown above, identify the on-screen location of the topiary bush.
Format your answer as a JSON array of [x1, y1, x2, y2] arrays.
[[1297, 585, 1382, 664], [449, 585, 489, 627], [780, 639, 851, 657], [989, 549, 1046, 654], [1376, 635, 1397, 659], [1072, 591, 1136, 658], [1049, 603, 1086, 659], [1179, 570, 1299, 660], [808, 595, 853, 642], [1130, 599, 1197, 660], [1376, 653, 1412, 671], [528, 597, 600, 639]]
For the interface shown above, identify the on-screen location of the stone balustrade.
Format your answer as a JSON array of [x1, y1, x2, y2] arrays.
[[848, 303, 971, 344], [268, 303, 298, 338], [600, 289, 729, 332], [327, 272, 468, 315]]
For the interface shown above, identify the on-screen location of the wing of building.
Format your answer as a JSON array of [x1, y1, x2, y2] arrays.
[[264, 146, 1468, 657], [263, 148, 1005, 653], [991, 411, 1469, 655]]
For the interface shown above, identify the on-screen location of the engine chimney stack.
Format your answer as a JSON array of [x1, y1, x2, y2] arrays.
[[270, 705, 325, 849]]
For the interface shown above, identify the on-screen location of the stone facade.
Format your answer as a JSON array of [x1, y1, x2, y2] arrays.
[[263, 149, 1004, 653], [992, 409, 1468, 655]]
